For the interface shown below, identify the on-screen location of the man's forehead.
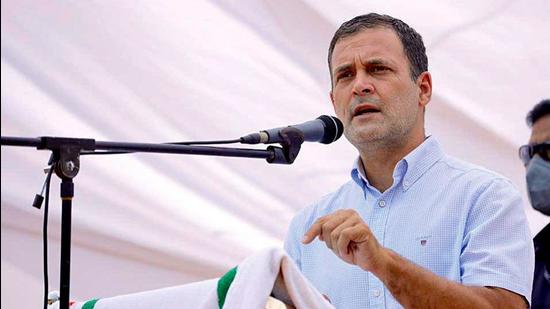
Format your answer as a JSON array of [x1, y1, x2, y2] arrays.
[[331, 27, 405, 68]]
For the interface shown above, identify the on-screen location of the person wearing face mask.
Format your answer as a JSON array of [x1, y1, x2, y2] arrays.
[[520, 99, 550, 308]]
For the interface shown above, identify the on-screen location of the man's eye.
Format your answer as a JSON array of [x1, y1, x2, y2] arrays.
[[337, 72, 353, 81], [369, 66, 389, 73]]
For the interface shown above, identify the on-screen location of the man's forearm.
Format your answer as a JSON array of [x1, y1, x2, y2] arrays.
[[301, 209, 528, 308], [372, 249, 526, 309]]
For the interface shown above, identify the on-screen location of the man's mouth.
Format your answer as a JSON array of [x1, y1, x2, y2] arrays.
[[353, 104, 381, 117]]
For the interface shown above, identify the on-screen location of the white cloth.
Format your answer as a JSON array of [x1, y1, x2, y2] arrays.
[[51, 247, 333, 309], [224, 247, 333, 309]]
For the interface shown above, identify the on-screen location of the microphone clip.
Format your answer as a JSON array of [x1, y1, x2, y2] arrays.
[[267, 127, 304, 164]]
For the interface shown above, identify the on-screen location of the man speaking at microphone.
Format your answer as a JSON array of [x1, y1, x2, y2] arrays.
[[284, 13, 534, 308]]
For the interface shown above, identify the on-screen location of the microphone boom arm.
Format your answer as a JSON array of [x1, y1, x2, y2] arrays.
[[1, 135, 305, 164]]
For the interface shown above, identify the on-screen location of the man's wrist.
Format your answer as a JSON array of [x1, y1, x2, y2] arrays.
[[363, 247, 394, 278]]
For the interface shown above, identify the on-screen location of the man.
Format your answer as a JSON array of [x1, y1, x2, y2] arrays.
[[521, 99, 550, 308], [284, 13, 534, 308]]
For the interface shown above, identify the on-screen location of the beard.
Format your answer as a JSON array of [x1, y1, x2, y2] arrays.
[[344, 97, 421, 151]]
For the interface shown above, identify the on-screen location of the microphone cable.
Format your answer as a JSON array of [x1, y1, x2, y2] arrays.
[[80, 138, 242, 156], [33, 164, 55, 309]]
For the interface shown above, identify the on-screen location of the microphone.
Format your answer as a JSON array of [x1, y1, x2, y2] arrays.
[[240, 115, 344, 145]]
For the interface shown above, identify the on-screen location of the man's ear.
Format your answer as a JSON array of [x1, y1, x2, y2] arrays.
[[417, 71, 432, 108], [330, 90, 336, 110]]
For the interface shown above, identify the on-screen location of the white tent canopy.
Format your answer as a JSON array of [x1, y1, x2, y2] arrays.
[[2, 1, 549, 308]]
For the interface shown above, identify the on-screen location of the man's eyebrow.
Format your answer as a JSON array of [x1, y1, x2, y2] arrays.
[[365, 58, 392, 66], [333, 64, 352, 75], [333, 58, 393, 75]]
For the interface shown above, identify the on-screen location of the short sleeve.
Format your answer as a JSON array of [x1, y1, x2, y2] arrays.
[[460, 178, 535, 303]]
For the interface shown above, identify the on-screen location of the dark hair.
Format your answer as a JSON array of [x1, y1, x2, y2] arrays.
[[328, 13, 428, 84], [526, 99, 550, 127]]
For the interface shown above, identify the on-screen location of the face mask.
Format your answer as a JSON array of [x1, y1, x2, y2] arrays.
[[526, 155, 550, 216]]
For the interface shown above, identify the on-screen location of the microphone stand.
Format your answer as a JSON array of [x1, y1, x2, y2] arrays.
[[0, 129, 304, 309]]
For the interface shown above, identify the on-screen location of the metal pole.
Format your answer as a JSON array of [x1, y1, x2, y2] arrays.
[[59, 178, 73, 309]]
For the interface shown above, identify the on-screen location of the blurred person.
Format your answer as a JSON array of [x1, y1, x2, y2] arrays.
[[285, 13, 534, 308], [520, 99, 550, 308]]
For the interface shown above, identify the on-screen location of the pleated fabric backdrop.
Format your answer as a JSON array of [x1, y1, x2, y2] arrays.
[[2, 1, 549, 308]]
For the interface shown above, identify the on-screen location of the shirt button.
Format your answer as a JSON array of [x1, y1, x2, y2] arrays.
[[378, 200, 386, 208], [372, 289, 381, 297]]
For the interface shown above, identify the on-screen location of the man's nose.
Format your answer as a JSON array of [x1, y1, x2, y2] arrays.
[[352, 72, 374, 96]]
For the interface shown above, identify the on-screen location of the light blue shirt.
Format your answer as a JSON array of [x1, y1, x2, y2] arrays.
[[284, 137, 534, 309]]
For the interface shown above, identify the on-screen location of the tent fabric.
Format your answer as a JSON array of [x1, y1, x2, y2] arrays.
[[2, 1, 549, 308]]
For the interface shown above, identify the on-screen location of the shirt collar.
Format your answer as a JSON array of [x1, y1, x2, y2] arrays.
[[351, 136, 445, 191]]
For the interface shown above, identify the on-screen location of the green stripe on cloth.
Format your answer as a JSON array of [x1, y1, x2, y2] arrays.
[[217, 266, 237, 309], [82, 298, 99, 309]]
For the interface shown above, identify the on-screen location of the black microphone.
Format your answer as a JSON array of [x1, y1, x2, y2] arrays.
[[240, 115, 344, 145]]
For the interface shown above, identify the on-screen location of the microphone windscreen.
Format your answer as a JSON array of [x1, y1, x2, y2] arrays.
[[317, 115, 344, 144]]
